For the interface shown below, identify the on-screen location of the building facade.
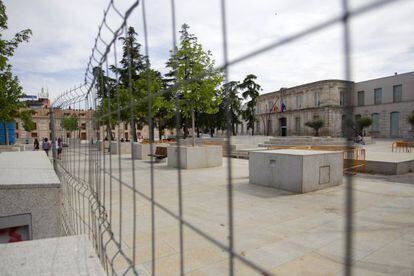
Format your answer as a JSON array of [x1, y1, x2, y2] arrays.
[[238, 71, 414, 138], [352, 72, 414, 137]]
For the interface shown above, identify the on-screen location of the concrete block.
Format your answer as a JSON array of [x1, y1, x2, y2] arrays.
[[249, 149, 343, 193], [110, 141, 131, 154], [132, 142, 169, 160], [167, 145, 222, 169], [0, 235, 105, 275], [0, 151, 61, 239]]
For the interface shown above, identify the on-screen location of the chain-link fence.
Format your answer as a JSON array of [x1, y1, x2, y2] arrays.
[[50, 0, 407, 275]]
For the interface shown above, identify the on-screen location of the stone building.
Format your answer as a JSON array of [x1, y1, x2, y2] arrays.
[[352, 71, 414, 138], [15, 107, 95, 143], [238, 71, 414, 138]]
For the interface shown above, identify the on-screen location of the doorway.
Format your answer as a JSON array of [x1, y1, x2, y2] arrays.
[[279, 117, 287, 136], [390, 112, 399, 137]]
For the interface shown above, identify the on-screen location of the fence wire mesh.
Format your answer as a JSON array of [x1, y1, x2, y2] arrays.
[[50, 0, 407, 275]]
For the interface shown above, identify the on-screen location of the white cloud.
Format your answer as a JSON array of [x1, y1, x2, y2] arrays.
[[4, 0, 414, 101]]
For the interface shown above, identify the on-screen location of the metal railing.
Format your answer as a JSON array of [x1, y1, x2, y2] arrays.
[[49, 0, 408, 275]]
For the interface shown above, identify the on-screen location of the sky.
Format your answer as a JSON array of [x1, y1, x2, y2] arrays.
[[3, 0, 414, 102]]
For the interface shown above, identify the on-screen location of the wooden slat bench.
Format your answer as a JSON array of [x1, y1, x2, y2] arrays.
[[392, 141, 413, 152], [148, 146, 168, 161]]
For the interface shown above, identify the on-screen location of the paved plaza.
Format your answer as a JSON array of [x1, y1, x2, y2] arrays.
[[93, 153, 414, 275]]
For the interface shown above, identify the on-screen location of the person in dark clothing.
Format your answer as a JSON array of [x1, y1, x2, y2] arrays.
[[34, 138, 39, 150], [57, 138, 63, 159]]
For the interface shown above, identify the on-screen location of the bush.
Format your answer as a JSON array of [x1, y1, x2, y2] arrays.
[[355, 116, 373, 135], [305, 119, 324, 136]]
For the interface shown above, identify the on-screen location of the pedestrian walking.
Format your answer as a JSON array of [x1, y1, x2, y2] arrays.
[[42, 137, 51, 156], [57, 138, 63, 159]]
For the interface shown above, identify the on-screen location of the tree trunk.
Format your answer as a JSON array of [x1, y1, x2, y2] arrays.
[[252, 126, 255, 136], [196, 125, 200, 138], [5, 123, 10, 145], [158, 126, 164, 141], [106, 123, 112, 152], [131, 119, 137, 142], [191, 110, 195, 147], [210, 127, 214, 138]]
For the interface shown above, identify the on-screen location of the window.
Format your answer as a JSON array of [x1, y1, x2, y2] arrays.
[[374, 88, 382, 105], [256, 104, 261, 114], [81, 123, 86, 130], [393, 85, 402, 103], [357, 91, 364, 106], [314, 92, 320, 107], [313, 114, 320, 121], [372, 113, 380, 132], [31, 132, 37, 138], [295, 117, 301, 133], [33, 123, 37, 129], [355, 114, 361, 122], [256, 121, 260, 133], [296, 95, 302, 109], [340, 91, 345, 106]]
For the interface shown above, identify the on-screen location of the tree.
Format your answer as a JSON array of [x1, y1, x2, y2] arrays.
[[222, 81, 242, 136], [305, 119, 324, 136], [166, 24, 223, 146], [61, 115, 79, 138], [355, 116, 373, 135], [93, 66, 116, 143], [0, 1, 32, 144], [110, 27, 146, 141], [20, 109, 35, 141], [239, 74, 261, 135], [407, 113, 414, 131], [133, 67, 169, 141]]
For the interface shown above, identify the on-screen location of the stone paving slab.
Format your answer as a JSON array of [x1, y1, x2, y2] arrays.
[[0, 235, 105, 276], [0, 151, 59, 188], [62, 150, 414, 275]]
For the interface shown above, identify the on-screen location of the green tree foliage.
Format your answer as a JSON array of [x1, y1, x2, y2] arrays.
[[166, 24, 223, 145], [20, 110, 35, 132], [0, 1, 32, 144], [61, 115, 79, 132], [223, 81, 242, 135], [239, 74, 261, 135], [305, 119, 324, 136], [355, 116, 373, 134], [93, 66, 116, 141]]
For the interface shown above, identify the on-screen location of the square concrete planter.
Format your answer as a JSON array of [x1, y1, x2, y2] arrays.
[[110, 141, 131, 154], [167, 145, 222, 169], [132, 142, 169, 160], [249, 149, 343, 193]]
